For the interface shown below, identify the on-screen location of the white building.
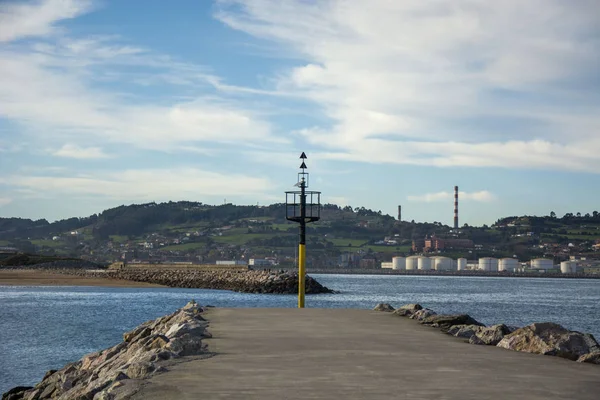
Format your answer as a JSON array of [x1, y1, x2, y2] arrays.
[[381, 262, 393, 269], [249, 258, 273, 267], [216, 260, 248, 266]]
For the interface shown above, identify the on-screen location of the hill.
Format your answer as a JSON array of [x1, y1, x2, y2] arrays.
[[1, 202, 599, 267]]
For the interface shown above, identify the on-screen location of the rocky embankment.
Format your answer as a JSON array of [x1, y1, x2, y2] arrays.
[[56, 268, 333, 294], [2, 300, 210, 400], [374, 303, 600, 364]]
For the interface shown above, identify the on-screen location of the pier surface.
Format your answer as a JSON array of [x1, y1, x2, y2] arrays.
[[134, 308, 600, 400]]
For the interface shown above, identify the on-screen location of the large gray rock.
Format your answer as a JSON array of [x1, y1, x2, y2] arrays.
[[2, 386, 33, 400], [472, 324, 513, 346], [420, 314, 483, 330], [409, 308, 437, 321], [577, 352, 600, 364], [497, 322, 600, 361], [373, 303, 395, 312], [447, 324, 480, 340], [392, 304, 422, 317]]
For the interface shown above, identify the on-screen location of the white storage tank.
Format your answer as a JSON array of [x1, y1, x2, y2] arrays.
[[434, 257, 453, 271], [478, 257, 498, 272], [499, 258, 518, 272], [457, 258, 467, 271], [417, 256, 432, 270], [531, 258, 554, 270], [392, 256, 406, 270], [560, 261, 578, 274], [405, 256, 419, 270]]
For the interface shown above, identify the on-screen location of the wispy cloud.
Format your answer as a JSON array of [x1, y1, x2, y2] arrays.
[[0, 0, 93, 42], [3, 168, 274, 201], [408, 191, 495, 203], [0, 0, 285, 157], [52, 144, 111, 159], [216, 0, 600, 172], [0, 197, 12, 207]]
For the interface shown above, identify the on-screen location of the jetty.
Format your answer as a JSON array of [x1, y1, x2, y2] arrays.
[[5, 304, 600, 400], [133, 308, 599, 400]]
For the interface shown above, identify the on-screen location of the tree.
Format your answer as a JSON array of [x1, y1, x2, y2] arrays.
[[550, 211, 556, 219], [577, 212, 582, 218]]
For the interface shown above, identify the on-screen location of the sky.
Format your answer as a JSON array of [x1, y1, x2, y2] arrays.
[[0, 0, 599, 226]]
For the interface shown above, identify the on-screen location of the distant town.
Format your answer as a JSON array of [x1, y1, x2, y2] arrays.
[[1, 201, 599, 275]]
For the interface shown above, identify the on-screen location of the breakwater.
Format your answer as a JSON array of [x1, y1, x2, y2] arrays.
[[2, 300, 210, 400], [55, 268, 333, 294], [374, 302, 600, 364]]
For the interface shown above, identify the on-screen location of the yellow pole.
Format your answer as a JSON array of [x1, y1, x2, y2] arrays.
[[298, 243, 306, 308]]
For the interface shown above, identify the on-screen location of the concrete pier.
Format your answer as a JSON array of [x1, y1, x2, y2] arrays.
[[133, 308, 600, 399]]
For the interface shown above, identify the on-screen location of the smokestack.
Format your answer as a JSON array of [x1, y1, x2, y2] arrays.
[[398, 205, 402, 221], [454, 186, 459, 229]]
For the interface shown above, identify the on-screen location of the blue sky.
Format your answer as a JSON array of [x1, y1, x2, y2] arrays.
[[0, 0, 599, 226]]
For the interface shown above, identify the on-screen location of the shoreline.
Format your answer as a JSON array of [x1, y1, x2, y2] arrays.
[[305, 268, 600, 279], [1, 268, 598, 289], [0, 270, 166, 288]]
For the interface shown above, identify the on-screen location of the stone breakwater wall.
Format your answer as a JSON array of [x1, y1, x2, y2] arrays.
[[374, 303, 600, 364], [55, 268, 334, 294], [2, 300, 211, 400]]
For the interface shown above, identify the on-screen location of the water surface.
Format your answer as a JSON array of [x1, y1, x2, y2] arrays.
[[1, 274, 598, 393]]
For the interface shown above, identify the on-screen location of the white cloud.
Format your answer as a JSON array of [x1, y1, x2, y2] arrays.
[[0, 197, 12, 207], [408, 190, 495, 203], [0, 0, 93, 42], [52, 144, 110, 159], [216, 0, 600, 172], [3, 168, 274, 201], [0, 1, 284, 155]]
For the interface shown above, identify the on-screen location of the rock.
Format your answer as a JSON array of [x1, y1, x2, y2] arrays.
[[147, 335, 170, 350], [469, 335, 486, 345], [166, 333, 205, 356], [42, 370, 57, 381], [126, 362, 156, 379], [123, 326, 150, 343], [497, 322, 600, 361], [14, 300, 211, 400], [474, 324, 512, 346], [2, 386, 33, 400], [409, 309, 437, 321], [393, 304, 422, 317], [38, 383, 57, 399], [165, 321, 208, 338], [420, 314, 483, 330], [577, 352, 600, 364], [392, 308, 413, 317], [447, 324, 480, 339], [373, 303, 395, 312]]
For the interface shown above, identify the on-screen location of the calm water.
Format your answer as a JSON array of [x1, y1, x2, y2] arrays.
[[1, 274, 599, 393]]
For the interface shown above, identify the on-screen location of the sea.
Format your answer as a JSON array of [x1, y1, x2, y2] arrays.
[[1, 274, 599, 394]]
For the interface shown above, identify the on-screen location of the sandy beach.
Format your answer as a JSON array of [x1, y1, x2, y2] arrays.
[[0, 269, 166, 288]]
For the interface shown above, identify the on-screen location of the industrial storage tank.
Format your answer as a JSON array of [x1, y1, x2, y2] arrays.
[[499, 258, 518, 272], [392, 256, 406, 270], [560, 261, 578, 274], [478, 257, 498, 272], [417, 256, 432, 270], [457, 258, 467, 271], [434, 257, 453, 271], [405, 256, 419, 271], [531, 258, 554, 270]]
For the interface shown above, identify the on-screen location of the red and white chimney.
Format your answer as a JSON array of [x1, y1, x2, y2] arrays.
[[454, 186, 459, 229]]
